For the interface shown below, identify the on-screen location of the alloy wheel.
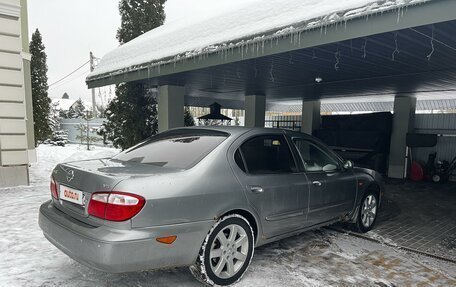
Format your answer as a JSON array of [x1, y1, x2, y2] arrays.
[[361, 194, 377, 228], [209, 224, 250, 279]]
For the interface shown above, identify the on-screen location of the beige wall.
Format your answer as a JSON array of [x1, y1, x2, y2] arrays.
[[0, 0, 31, 187]]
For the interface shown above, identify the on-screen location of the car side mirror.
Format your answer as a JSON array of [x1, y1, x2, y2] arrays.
[[343, 160, 354, 170]]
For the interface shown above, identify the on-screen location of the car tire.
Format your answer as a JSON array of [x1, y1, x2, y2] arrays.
[[190, 214, 254, 286], [355, 190, 379, 233]]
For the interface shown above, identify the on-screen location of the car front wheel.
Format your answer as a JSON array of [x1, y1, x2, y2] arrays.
[[356, 190, 379, 233], [190, 214, 254, 286]]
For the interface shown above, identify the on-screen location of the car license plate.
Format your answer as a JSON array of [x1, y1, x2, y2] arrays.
[[59, 185, 84, 205]]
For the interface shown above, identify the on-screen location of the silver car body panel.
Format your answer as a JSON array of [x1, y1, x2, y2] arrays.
[[39, 126, 382, 273], [39, 200, 215, 272]]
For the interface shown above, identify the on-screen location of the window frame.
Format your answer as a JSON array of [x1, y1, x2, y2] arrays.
[[290, 137, 344, 174], [233, 133, 300, 175]]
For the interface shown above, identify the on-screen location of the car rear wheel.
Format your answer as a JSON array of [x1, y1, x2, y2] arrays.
[[355, 190, 379, 233], [190, 214, 254, 286]]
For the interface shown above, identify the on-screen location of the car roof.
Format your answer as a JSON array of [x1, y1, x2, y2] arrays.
[[168, 126, 313, 139]]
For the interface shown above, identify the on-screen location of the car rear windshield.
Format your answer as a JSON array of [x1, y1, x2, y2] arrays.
[[113, 129, 229, 170]]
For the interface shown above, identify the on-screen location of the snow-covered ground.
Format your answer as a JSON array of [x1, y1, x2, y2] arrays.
[[1, 144, 455, 286]]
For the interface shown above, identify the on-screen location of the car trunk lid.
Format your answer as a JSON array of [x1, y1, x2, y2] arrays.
[[52, 158, 179, 224]]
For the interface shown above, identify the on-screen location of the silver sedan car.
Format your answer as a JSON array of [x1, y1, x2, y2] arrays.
[[39, 126, 383, 286]]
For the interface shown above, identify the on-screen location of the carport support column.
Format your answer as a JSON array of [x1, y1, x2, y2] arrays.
[[301, 100, 321, 135], [158, 85, 185, 132], [245, 95, 266, 128], [388, 96, 417, 179]]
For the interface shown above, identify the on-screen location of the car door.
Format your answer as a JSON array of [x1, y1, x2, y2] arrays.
[[231, 133, 309, 238], [291, 137, 357, 225]]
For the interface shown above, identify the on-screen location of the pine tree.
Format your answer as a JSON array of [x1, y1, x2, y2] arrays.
[[30, 29, 52, 144], [68, 99, 87, 118], [100, 0, 165, 150], [116, 0, 166, 45], [101, 84, 158, 149], [75, 112, 100, 150], [45, 102, 69, 146]]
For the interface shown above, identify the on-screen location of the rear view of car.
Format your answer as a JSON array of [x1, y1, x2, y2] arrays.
[[39, 129, 232, 273]]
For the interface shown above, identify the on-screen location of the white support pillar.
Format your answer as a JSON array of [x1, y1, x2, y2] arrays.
[[388, 96, 416, 179], [301, 100, 321, 135], [245, 94, 266, 128], [158, 85, 185, 132]]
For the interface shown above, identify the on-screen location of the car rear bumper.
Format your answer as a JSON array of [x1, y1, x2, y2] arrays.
[[39, 200, 214, 273]]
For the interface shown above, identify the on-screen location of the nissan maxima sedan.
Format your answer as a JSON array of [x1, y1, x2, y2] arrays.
[[39, 127, 383, 286]]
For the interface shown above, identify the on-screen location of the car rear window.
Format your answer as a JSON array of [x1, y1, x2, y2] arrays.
[[113, 129, 229, 169]]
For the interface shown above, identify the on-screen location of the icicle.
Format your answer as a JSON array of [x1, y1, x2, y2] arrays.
[[392, 32, 400, 61], [397, 8, 401, 24], [344, 20, 348, 31], [427, 25, 435, 61], [262, 40, 265, 54], [269, 59, 275, 83], [362, 38, 367, 58], [298, 32, 302, 47], [334, 48, 341, 71]]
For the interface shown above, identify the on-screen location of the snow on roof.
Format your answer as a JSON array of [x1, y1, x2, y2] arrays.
[[52, 98, 93, 111], [52, 98, 75, 111], [88, 0, 429, 81]]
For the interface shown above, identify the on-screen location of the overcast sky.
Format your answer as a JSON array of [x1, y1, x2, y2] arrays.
[[28, 0, 257, 103]]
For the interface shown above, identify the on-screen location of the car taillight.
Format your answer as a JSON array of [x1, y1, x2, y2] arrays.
[[50, 178, 58, 199], [88, 192, 145, 222]]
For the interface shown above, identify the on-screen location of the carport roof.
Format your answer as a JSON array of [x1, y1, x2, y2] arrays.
[[86, 0, 456, 112], [87, 0, 433, 84]]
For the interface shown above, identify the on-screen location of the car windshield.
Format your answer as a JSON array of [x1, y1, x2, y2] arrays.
[[113, 129, 229, 170]]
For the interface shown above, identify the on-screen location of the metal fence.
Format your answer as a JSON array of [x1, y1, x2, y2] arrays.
[[265, 113, 456, 165], [265, 115, 301, 131]]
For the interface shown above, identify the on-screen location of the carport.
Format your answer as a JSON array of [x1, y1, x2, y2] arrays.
[[87, 0, 456, 179], [87, 0, 456, 260]]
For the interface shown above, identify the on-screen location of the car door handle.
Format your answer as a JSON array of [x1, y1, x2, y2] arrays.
[[250, 186, 264, 193], [312, 181, 322, 187]]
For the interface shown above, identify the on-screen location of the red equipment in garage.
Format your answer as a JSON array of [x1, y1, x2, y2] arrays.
[[406, 133, 456, 183]]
